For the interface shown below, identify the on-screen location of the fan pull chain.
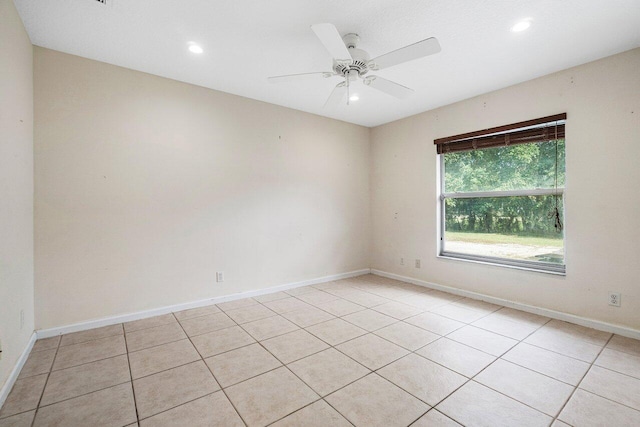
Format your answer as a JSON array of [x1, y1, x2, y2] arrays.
[[346, 76, 350, 105], [549, 121, 563, 233]]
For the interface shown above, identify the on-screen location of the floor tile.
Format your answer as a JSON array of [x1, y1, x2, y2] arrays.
[[12, 277, 637, 427], [412, 410, 462, 427], [326, 373, 428, 427], [0, 411, 35, 427], [224, 304, 276, 324], [405, 313, 465, 335], [580, 365, 640, 410], [544, 319, 611, 346], [607, 334, 640, 357], [285, 285, 318, 296], [271, 399, 351, 427], [447, 325, 517, 356], [124, 313, 176, 333], [336, 334, 408, 370], [374, 322, 439, 351], [314, 298, 365, 316], [133, 361, 219, 419], [342, 309, 397, 332], [402, 293, 453, 309], [280, 306, 335, 328], [339, 290, 389, 308], [0, 374, 47, 418], [472, 315, 542, 340], [431, 304, 488, 323], [205, 343, 281, 387], [125, 322, 187, 352], [129, 339, 200, 379], [437, 381, 551, 427], [489, 307, 549, 327], [217, 297, 259, 312], [263, 297, 313, 314], [241, 315, 299, 341], [41, 355, 130, 406], [31, 336, 60, 353], [426, 290, 463, 303], [288, 348, 370, 396], [451, 298, 502, 314], [261, 329, 329, 364], [595, 347, 640, 379], [253, 291, 290, 303], [225, 367, 318, 427], [524, 329, 604, 363], [416, 338, 496, 378], [190, 325, 255, 358], [372, 301, 423, 320], [53, 335, 126, 370], [559, 389, 640, 427], [18, 349, 55, 379], [502, 342, 590, 385], [33, 383, 136, 427], [60, 324, 123, 347], [173, 304, 221, 321], [179, 312, 235, 337], [524, 320, 609, 362], [379, 354, 466, 406], [295, 290, 339, 305], [475, 359, 574, 416], [139, 391, 243, 427]]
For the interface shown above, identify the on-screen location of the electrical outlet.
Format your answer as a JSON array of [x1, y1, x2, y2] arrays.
[[20, 310, 24, 329], [400, 257, 404, 266], [608, 292, 621, 307], [0, 338, 2, 360], [216, 272, 224, 283], [415, 259, 421, 268]]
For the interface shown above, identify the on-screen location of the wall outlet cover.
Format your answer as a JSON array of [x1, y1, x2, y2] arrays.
[[608, 292, 621, 307], [216, 272, 224, 283]]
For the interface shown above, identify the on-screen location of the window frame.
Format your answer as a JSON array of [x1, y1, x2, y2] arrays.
[[437, 140, 566, 275]]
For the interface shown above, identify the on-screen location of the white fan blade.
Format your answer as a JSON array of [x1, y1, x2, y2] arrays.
[[311, 23, 352, 61], [324, 82, 346, 108], [268, 72, 334, 83], [371, 37, 441, 70], [366, 76, 414, 99]]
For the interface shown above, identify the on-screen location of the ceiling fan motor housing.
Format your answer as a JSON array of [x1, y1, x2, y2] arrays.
[[333, 33, 370, 79]]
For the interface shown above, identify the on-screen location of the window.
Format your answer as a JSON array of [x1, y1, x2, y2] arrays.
[[436, 114, 566, 274]]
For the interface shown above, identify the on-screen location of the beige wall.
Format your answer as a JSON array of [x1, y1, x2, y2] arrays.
[[34, 47, 371, 329], [371, 48, 640, 330], [0, 0, 35, 388]]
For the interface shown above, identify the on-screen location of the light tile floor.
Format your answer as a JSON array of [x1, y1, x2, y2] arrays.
[[2, 274, 640, 426]]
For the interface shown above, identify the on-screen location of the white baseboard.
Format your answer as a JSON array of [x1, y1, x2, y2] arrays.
[[0, 332, 37, 409], [371, 269, 640, 340], [36, 268, 371, 339]]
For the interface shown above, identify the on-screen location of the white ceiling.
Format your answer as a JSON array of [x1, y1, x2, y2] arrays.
[[15, 0, 640, 127]]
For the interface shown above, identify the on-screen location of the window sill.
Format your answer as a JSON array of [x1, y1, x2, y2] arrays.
[[438, 252, 566, 276]]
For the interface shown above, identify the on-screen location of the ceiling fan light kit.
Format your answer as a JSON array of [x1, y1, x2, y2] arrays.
[[268, 23, 441, 107]]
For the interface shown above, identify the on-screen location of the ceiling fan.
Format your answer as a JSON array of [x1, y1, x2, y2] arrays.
[[268, 23, 441, 107]]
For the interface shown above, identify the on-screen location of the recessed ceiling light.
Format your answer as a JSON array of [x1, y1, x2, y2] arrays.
[[188, 43, 203, 54], [511, 20, 531, 32], [349, 95, 359, 102]]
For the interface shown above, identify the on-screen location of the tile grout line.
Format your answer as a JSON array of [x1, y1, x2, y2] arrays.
[[29, 334, 62, 427], [416, 317, 556, 425], [549, 333, 619, 425], [229, 299, 377, 425], [172, 311, 249, 427], [122, 324, 141, 426], [13, 276, 638, 427]]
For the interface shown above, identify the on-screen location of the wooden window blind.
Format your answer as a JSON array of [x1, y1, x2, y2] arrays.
[[434, 113, 566, 154]]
